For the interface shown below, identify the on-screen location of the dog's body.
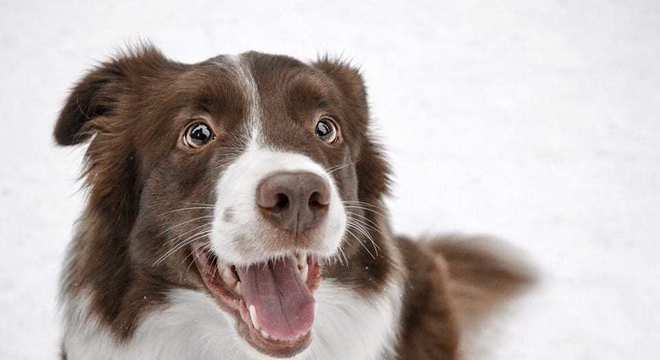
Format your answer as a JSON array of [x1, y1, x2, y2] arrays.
[[56, 47, 531, 360]]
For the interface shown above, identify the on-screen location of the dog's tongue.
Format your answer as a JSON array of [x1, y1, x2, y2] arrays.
[[236, 258, 315, 341]]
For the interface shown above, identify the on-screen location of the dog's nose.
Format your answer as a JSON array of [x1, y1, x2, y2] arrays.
[[256, 171, 330, 234]]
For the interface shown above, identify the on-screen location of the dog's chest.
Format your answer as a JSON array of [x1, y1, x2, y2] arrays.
[[63, 281, 402, 360]]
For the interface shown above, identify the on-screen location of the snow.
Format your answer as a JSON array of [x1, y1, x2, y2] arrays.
[[1, 0, 659, 358]]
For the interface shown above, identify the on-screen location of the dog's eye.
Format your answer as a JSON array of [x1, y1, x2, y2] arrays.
[[315, 117, 339, 144], [184, 122, 215, 149]]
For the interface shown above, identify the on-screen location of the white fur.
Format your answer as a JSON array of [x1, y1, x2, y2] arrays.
[[62, 280, 403, 360], [223, 54, 262, 139]]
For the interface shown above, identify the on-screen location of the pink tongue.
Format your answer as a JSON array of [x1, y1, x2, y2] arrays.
[[236, 258, 315, 341]]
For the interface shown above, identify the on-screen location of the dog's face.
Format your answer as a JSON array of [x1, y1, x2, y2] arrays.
[[56, 48, 389, 358]]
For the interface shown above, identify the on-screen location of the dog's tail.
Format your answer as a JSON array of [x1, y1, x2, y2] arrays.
[[426, 235, 537, 329]]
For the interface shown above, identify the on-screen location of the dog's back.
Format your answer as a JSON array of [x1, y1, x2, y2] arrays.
[[397, 235, 534, 359]]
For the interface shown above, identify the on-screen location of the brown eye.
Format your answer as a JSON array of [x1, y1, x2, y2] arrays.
[[315, 117, 339, 144], [184, 122, 215, 149]]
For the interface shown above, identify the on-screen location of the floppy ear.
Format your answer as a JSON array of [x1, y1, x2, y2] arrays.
[[312, 57, 369, 119], [54, 46, 167, 145]]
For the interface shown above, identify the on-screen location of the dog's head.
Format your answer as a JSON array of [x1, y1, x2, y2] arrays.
[[56, 46, 390, 357]]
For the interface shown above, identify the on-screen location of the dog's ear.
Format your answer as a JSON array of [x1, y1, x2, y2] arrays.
[[312, 57, 369, 119], [54, 46, 168, 146]]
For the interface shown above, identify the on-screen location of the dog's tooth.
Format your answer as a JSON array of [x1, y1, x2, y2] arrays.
[[300, 263, 308, 282], [221, 266, 237, 287], [260, 329, 271, 339], [295, 252, 308, 273], [249, 305, 260, 330], [294, 252, 308, 280], [295, 252, 305, 265], [235, 282, 241, 295]]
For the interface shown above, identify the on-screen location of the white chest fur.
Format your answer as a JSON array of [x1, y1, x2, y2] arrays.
[[62, 280, 402, 360]]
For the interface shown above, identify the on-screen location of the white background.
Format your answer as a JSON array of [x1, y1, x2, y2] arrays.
[[1, 0, 659, 358]]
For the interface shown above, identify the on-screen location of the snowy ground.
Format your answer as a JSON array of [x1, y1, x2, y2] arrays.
[[1, 1, 659, 359]]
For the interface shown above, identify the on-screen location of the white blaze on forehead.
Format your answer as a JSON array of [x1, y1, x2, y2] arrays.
[[215, 54, 263, 144]]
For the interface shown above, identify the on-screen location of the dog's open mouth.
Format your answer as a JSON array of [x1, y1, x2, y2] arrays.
[[191, 244, 321, 357]]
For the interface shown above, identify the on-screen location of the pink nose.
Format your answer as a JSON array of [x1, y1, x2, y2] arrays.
[[256, 171, 330, 234]]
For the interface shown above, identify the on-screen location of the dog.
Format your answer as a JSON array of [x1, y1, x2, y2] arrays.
[[55, 45, 533, 360]]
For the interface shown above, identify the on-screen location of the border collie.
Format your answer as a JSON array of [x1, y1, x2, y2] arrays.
[[55, 46, 533, 360]]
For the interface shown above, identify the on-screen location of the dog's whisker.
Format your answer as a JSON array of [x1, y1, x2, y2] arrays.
[[336, 244, 349, 266], [346, 221, 380, 258], [153, 232, 211, 267], [162, 206, 215, 215], [167, 222, 215, 245], [342, 200, 384, 210], [153, 228, 213, 266], [169, 226, 214, 251], [183, 242, 211, 273], [344, 223, 377, 260], [345, 211, 387, 240], [346, 228, 376, 260], [326, 240, 349, 267], [327, 161, 356, 174], [345, 209, 381, 226], [343, 204, 387, 219], [185, 202, 217, 207], [157, 215, 215, 236], [347, 214, 382, 251]]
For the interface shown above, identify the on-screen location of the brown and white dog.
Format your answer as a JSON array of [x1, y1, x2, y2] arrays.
[[55, 46, 533, 360]]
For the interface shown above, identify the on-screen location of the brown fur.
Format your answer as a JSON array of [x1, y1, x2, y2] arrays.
[[55, 44, 533, 359], [396, 235, 535, 359], [428, 235, 536, 332]]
